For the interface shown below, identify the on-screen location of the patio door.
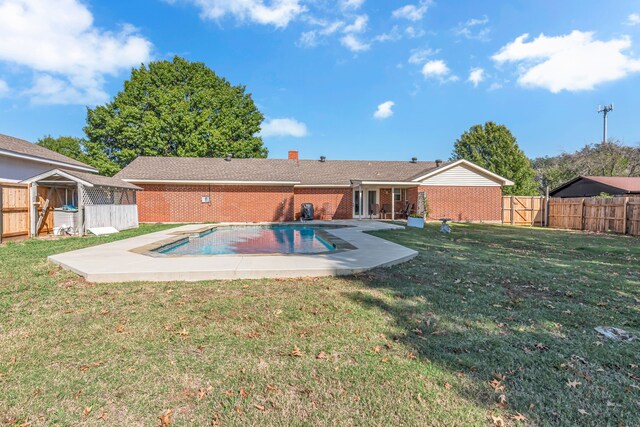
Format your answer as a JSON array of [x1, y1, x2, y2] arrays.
[[353, 189, 379, 218]]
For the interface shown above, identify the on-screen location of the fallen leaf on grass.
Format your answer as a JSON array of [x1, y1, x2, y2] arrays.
[[79, 361, 103, 371], [406, 352, 417, 360], [157, 409, 172, 426], [116, 324, 125, 333], [373, 346, 381, 354], [444, 383, 452, 390], [239, 388, 249, 398], [253, 404, 265, 411], [496, 394, 507, 409], [178, 329, 189, 337], [100, 310, 109, 315], [274, 309, 283, 317], [290, 346, 303, 357], [511, 412, 527, 421], [491, 414, 505, 426], [83, 406, 92, 416], [97, 408, 106, 420], [489, 379, 505, 392], [578, 409, 589, 416], [566, 380, 581, 388], [316, 351, 327, 359]]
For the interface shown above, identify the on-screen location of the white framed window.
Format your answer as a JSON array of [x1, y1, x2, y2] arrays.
[[394, 188, 401, 201]]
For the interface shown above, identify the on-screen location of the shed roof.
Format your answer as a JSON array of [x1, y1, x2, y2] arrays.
[[551, 176, 640, 195], [0, 134, 97, 172], [21, 169, 141, 190]]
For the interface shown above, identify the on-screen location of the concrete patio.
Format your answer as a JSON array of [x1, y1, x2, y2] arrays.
[[48, 220, 418, 282]]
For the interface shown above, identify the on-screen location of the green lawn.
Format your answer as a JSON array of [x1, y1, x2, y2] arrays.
[[0, 223, 639, 426]]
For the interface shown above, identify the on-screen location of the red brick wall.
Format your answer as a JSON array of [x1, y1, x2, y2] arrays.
[[293, 188, 352, 219], [137, 184, 295, 223], [417, 186, 502, 222]]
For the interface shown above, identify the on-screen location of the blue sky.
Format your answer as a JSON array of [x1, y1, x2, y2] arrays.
[[1, 0, 640, 162]]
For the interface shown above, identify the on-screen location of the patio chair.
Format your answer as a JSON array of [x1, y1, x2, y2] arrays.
[[369, 203, 380, 219], [395, 202, 410, 219], [321, 202, 334, 220], [380, 204, 391, 219]]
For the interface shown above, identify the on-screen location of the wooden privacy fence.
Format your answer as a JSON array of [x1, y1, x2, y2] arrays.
[[548, 197, 640, 236], [1, 183, 29, 242], [85, 205, 139, 231], [502, 196, 546, 226]]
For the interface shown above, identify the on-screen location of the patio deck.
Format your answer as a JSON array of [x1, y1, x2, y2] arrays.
[[48, 220, 418, 282]]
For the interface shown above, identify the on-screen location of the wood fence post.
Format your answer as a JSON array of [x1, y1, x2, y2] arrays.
[[622, 197, 628, 235], [581, 198, 586, 231], [0, 184, 3, 244], [510, 196, 515, 225]]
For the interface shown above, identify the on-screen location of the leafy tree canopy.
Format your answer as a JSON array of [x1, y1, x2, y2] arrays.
[[84, 56, 267, 172], [532, 140, 640, 191], [451, 122, 539, 195], [36, 135, 119, 176]]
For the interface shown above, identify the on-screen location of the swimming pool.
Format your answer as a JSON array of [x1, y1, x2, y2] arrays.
[[155, 225, 338, 255]]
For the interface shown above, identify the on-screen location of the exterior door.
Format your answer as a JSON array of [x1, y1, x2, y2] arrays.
[[353, 189, 379, 218]]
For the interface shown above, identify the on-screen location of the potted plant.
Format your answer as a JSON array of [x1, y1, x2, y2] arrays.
[[407, 213, 425, 228]]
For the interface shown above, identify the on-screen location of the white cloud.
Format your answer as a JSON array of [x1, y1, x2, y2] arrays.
[[340, 0, 364, 10], [627, 13, 640, 26], [340, 34, 370, 52], [0, 0, 152, 105], [297, 18, 344, 48], [454, 15, 490, 41], [468, 67, 484, 87], [343, 15, 368, 33], [392, 1, 431, 22], [488, 82, 503, 91], [373, 100, 395, 119], [261, 117, 308, 137], [373, 26, 401, 42], [408, 47, 438, 64], [0, 79, 9, 96], [404, 26, 426, 38], [492, 30, 640, 93], [421, 59, 458, 82], [184, 0, 305, 28]]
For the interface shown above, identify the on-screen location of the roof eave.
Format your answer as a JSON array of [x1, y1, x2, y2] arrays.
[[0, 148, 98, 173]]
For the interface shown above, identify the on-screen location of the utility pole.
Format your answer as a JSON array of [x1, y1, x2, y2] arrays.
[[597, 104, 613, 143]]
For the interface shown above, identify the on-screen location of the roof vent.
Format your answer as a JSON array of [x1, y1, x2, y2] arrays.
[[225, 154, 232, 161], [435, 159, 443, 167], [320, 156, 326, 162], [411, 157, 417, 163]]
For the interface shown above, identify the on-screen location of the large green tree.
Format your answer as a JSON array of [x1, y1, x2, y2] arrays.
[[36, 135, 120, 176], [452, 122, 539, 195], [85, 56, 267, 172]]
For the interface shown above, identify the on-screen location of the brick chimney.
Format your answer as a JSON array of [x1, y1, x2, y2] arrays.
[[288, 150, 299, 161]]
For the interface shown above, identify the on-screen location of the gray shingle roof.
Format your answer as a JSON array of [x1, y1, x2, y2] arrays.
[[0, 134, 96, 170], [63, 169, 142, 190], [115, 156, 446, 186]]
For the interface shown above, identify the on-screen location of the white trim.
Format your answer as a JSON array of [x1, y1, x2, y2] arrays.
[[294, 184, 352, 188], [0, 149, 98, 173], [411, 159, 514, 186], [20, 169, 94, 187], [351, 180, 419, 187], [122, 179, 300, 186]]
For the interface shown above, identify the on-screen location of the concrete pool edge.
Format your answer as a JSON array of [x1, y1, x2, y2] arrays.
[[48, 220, 418, 283]]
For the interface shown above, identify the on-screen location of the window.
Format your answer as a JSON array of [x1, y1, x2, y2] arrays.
[[394, 188, 405, 201]]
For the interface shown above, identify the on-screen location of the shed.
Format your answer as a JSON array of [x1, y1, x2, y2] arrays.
[[20, 169, 141, 236], [550, 176, 640, 198]]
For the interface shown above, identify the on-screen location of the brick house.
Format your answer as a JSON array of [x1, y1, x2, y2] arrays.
[[115, 151, 513, 223]]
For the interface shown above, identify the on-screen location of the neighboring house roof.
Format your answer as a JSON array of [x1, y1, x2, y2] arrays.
[[551, 176, 640, 195], [0, 133, 97, 173], [116, 156, 514, 187], [21, 168, 142, 190]]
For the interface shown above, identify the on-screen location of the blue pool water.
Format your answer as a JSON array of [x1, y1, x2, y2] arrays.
[[157, 225, 336, 255]]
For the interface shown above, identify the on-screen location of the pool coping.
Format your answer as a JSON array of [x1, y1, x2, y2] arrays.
[[131, 223, 357, 257], [48, 220, 418, 283]]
